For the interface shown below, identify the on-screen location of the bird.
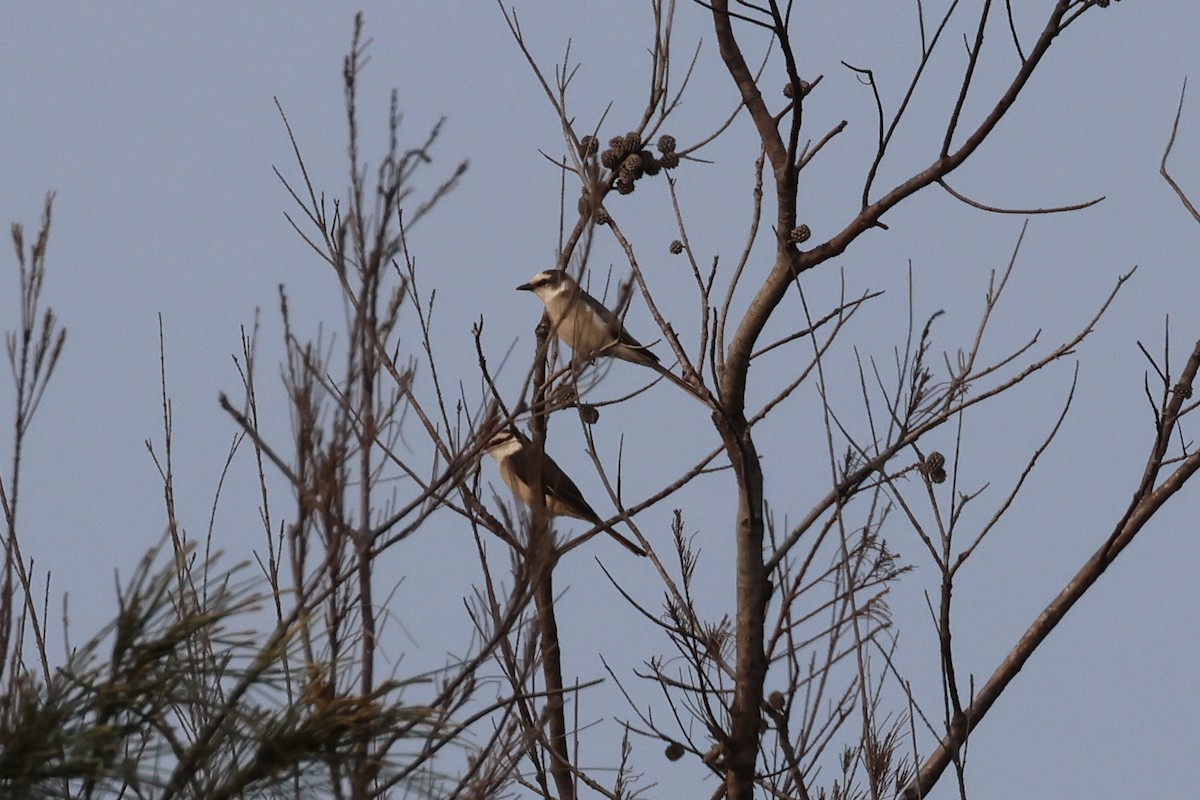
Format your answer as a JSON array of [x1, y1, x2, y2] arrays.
[[517, 269, 703, 398], [483, 426, 647, 557], [518, 269, 660, 367]]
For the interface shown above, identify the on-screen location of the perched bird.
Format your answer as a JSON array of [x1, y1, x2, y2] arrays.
[[484, 426, 647, 557], [518, 269, 661, 367], [517, 269, 703, 398]]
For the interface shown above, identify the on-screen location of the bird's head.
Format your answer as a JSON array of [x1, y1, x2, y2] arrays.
[[516, 269, 575, 302], [482, 426, 523, 459]]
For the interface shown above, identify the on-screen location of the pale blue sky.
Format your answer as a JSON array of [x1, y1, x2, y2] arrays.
[[2, 3, 1198, 798]]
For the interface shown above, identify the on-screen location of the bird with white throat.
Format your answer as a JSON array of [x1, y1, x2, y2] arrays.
[[483, 425, 647, 557], [517, 269, 703, 398]]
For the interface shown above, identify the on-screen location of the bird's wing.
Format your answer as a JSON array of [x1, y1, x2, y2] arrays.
[[507, 443, 602, 524], [506, 438, 648, 557], [577, 290, 661, 364]]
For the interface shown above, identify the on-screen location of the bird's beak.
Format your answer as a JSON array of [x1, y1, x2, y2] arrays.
[[516, 282, 534, 292]]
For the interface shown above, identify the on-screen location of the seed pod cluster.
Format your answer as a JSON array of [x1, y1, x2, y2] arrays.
[[598, 130, 682, 195], [921, 451, 947, 484]]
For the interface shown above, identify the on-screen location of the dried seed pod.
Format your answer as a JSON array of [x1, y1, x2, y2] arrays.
[[608, 135, 631, 160], [659, 150, 680, 170], [788, 224, 812, 244], [578, 134, 598, 158], [639, 149, 661, 176], [619, 153, 644, 183], [669, 239, 684, 255], [657, 134, 677, 153], [784, 79, 813, 98]]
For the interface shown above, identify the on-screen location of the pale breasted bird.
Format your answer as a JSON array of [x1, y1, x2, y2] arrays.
[[517, 269, 701, 397], [484, 426, 647, 557]]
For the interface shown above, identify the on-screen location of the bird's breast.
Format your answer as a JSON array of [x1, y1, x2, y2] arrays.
[[551, 300, 615, 356]]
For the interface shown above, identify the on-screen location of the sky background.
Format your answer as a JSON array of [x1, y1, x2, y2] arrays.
[[2, 2, 1199, 798]]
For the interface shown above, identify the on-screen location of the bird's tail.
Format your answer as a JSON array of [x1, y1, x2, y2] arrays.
[[567, 519, 647, 557], [600, 523, 647, 557], [649, 359, 712, 404]]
